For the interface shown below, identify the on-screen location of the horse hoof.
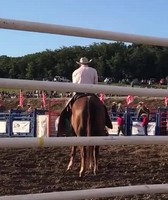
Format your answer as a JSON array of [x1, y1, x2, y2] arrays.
[[79, 172, 84, 178], [66, 167, 71, 171]]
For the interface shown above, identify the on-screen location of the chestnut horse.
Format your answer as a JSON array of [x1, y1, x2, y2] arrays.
[[58, 94, 108, 177]]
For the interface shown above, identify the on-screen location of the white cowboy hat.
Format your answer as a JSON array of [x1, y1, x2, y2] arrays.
[[141, 113, 147, 116], [76, 57, 92, 65], [138, 101, 144, 105]]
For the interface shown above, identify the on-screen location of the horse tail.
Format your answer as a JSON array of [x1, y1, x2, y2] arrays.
[[86, 96, 91, 137], [86, 96, 94, 170]]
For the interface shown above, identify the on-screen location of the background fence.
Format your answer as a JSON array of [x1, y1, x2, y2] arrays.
[[0, 107, 168, 137]]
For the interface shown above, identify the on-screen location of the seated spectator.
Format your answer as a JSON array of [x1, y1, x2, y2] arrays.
[[26, 103, 33, 112], [16, 105, 23, 111], [0, 97, 5, 112]]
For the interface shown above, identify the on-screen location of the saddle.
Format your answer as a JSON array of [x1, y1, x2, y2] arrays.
[[70, 93, 98, 108]]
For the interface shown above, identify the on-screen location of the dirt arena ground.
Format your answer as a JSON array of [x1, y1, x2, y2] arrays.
[[1, 144, 168, 200], [0, 94, 167, 199]]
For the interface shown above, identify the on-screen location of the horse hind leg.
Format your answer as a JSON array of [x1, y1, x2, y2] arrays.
[[79, 146, 86, 177], [79, 146, 93, 177], [93, 146, 99, 175], [89, 146, 94, 170], [67, 146, 76, 171], [88, 146, 98, 175]]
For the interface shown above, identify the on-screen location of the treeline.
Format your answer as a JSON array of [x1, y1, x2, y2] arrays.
[[0, 42, 168, 82]]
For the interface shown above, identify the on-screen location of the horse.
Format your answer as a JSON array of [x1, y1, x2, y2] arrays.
[[58, 94, 108, 177]]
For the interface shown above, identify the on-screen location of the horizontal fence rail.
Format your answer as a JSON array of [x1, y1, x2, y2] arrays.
[[1, 136, 168, 148], [1, 18, 168, 47], [0, 78, 167, 97], [0, 184, 168, 200]]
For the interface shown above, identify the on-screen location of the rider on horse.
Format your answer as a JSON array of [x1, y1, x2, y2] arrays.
[[58, 57, 113, 135]]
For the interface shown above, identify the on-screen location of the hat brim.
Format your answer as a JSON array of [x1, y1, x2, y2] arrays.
[[141, 113, 147, 116], [76, 59, 92, 65], [139, 101, 144, 104]]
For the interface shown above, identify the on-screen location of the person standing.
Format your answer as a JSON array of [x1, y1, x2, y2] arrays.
[[111, 102, 117, 117], [117, 113, 125, 136], [141, 113, 149, 136], [117, 103, 124, 114], [137, 102, 150, 120]]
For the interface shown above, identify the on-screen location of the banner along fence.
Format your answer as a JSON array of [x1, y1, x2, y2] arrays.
[[0, 107, 167, 137]]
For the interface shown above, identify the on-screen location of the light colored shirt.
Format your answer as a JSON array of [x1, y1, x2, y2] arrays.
[[72, 65, 98, 84]]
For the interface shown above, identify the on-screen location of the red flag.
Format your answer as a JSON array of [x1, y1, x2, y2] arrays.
[[42, 91, 47, 109], [164, 97, 168, 107], [126, 95, 134, 105], [19, 89, 24, 108], [99, 93, 105, 104]]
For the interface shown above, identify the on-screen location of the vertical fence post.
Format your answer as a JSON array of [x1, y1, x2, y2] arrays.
[[32, 110, 37, 137], [155, 112, 160, 135], [125, 107, 131, 136]]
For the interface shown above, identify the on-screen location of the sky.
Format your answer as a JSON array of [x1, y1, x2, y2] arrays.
[[1, 0, 168, 57]]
